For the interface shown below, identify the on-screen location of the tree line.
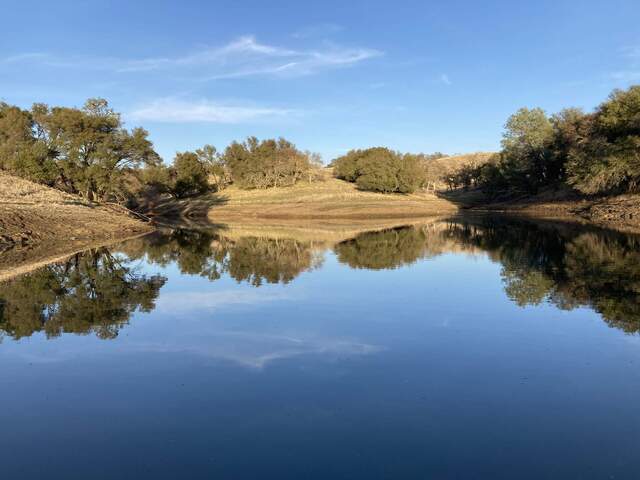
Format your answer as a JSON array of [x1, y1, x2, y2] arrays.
[[447, 85, 640, 197], [0, 98, 323, 205], [3, 85, 638, 203]]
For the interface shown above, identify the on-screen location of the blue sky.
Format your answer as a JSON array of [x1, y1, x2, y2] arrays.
[[1, 0, 639, 162]]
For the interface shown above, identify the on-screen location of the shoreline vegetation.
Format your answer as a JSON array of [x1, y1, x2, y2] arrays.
[[1, 85, 639, 272]]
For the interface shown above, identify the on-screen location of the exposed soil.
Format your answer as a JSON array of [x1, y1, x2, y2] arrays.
[[442, 187, 640, 233], [0, 173, 153, 277]]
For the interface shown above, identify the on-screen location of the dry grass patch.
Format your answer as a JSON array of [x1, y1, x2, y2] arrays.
[[208, 169, 458, 222], [0, 173, 153, 275]]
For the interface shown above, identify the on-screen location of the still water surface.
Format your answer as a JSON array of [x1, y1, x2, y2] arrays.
[[1, 216, 639, 479]]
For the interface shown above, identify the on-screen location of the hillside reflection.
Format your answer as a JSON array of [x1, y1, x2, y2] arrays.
[[1, 217, 639, 340]]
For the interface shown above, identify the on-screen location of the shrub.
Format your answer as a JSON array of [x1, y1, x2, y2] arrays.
[[171, 152, 210, 198], [567, 86, 640, 194], [221, 137, 312, 189], [332, 147, 424, 193]]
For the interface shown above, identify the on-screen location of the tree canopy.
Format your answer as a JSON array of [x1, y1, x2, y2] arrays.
[[447, 85, 640, 197], [0, 99, 161, 202], [332, 147, 425, 193]]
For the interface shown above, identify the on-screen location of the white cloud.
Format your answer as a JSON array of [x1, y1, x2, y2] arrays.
[[129, 331, 383, 369], [3, 35, 382, 80], [2, 52, 48, 63], [155, 290, 291, 311], [130, 98, 296, 124], [439, 73, 452, 85]]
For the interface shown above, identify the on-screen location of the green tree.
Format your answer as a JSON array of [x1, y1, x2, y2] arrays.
[[196, 144, 229, 191], [221, 137, 313, 189], [567, 86, 640, 194], [0, 103, 58, 185], [171, 151, 210, 198], [332, 147, 425, 193], [500, 107, 554, 193], [29, 98, 161, 201]]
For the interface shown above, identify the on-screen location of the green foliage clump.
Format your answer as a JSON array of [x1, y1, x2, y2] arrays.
[[566, 87, 640, 194], [447, 85, 640, 198], [332, 147, 424, 193], [170, 151, 210, 198], [0, 98, 161, 202], [221, 136, 313, 189]]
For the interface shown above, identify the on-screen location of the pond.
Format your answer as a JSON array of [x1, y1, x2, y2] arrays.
[[0, 215, 639, 479]]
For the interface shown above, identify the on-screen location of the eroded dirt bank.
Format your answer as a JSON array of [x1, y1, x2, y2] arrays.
[[0, 173, 153, 277], [477, 195, 640, 233], [440, 187, 640, 234]]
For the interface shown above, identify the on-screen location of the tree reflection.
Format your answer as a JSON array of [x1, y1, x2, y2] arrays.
[[0, 248, 166, 340], [122, 229, 322, 286], [444, 217, 640, 333], [334, 226, 438, 270], [2, 218, 638, 341]]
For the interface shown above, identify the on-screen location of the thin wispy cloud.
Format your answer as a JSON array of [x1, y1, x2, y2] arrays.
[[155, 290, 291, 311], [439, 73, 452, 86], [2, 52, 49, 63], [128, 332, 382, 369], [130, 98, 297, 124], [3, 35, 382, 80]]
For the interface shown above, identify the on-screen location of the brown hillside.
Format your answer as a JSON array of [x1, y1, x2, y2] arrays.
[[0, 173, 153, 277]]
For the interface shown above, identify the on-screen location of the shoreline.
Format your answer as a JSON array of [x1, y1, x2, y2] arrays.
[[466, 194, 640, 234], [0, 230, 154, 283], [2, 170, 638, 280]]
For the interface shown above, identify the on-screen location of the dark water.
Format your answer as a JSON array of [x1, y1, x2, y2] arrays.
[[1, 216, 639, 479]]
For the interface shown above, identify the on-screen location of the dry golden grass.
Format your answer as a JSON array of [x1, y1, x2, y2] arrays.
[[208, 168, 458, 223], [0, 172, 152, 276], [431, 152, 495, 170], [0, 172, 89, 205], [426, 152, 496, 190]]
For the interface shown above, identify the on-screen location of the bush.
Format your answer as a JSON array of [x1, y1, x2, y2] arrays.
[[221, 137, 312, 189], [170, 152, 210, 198], [332, 147, 424, 193], [567, 86, 640, 194]]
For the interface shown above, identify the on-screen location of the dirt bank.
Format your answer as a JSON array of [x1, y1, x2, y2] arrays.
[[0, 173, 154, 275], [443, 187, 640, 233]]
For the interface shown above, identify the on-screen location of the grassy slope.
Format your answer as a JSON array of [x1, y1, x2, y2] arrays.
[[208, 168, 458, 226], [0, 172, 152, 277]]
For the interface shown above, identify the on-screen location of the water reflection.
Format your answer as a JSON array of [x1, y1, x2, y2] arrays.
[[0, 248, 166, 340], [444, 217, 640, 333], [1, 216, 639, 340], [334, 226, 439, 269], [123, 229, 323, 286]]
